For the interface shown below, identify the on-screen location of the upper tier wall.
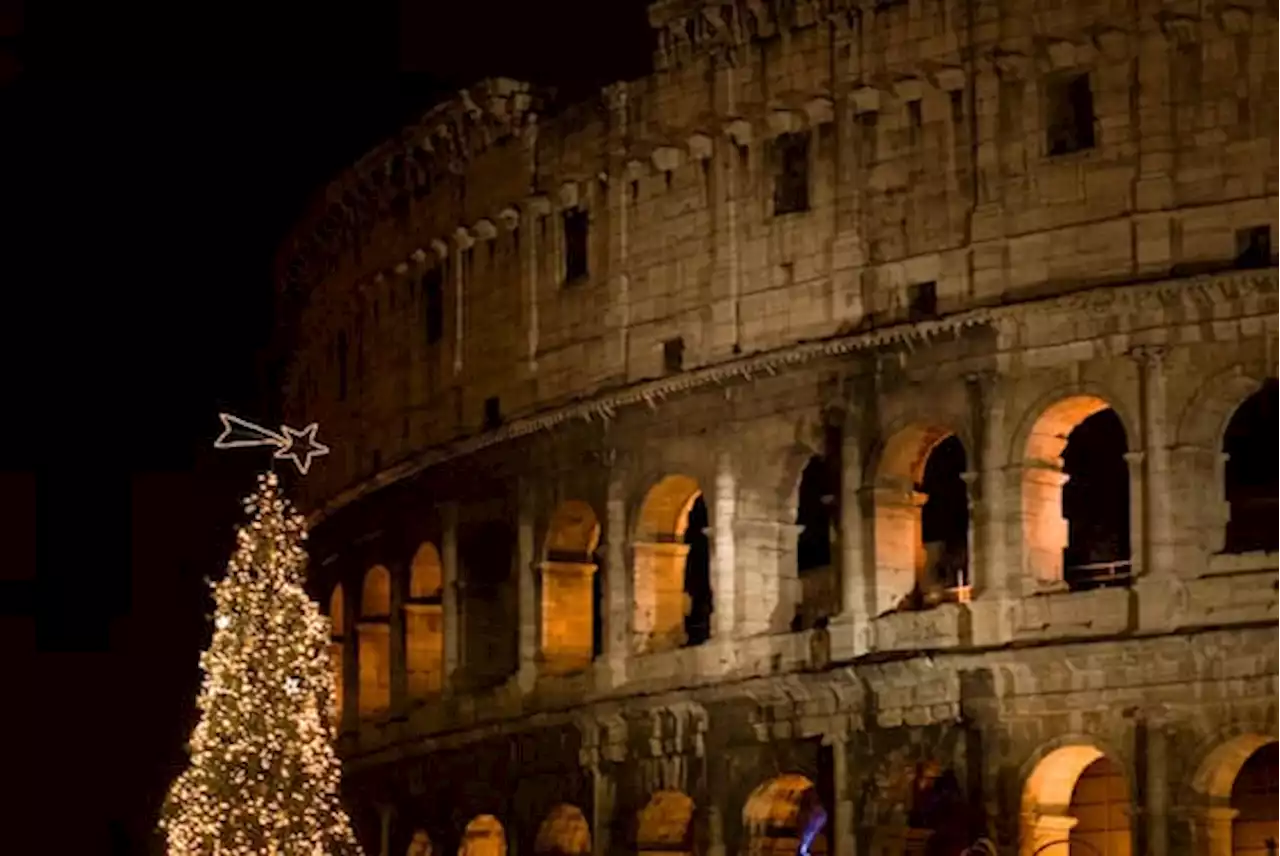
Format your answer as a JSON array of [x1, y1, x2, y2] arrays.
[[276, 0, 1279, 508]]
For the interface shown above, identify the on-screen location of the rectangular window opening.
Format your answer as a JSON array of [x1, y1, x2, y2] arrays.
[[1235, 226, 1272, 269], [483, 396, 502, 430], [908, 281, 939, 320], [662, 337, 685, 374], [563, 207, 589, 284], [1046, 71, 1096, 156], [773, 131, 811, 215]]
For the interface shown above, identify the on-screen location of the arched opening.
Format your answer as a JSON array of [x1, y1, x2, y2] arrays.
[[743, 774, 828, 856], [540, 501, 602, 676], [534, 804, 592, 856], [633, 476, 712, 653], [636, 790, 694, 856], [459, 521, 517, 690], [328, 584, 345, 727], [1022, 397, 1131, 591], [459, 815, 506, 856], [1231, 743, 1279, 855], [1021, 745, 1131, 856], [1222, 380, 1278, 554], [906, 763, 970, 855], [358, 565, 392, 716], [795, 453, 839, 630], [1189, 734, 1279, 856], [406, 542, 445, 699], [407, 829, 434, 856], [873, 426, 971, 613]]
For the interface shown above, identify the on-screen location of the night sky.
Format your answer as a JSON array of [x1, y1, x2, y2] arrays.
[[7, 3, 650, 852]]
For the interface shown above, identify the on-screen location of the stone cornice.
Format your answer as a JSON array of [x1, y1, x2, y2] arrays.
[[306, 268, 1277, 527]]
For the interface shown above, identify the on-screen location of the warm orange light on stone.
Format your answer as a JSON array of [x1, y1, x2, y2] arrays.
[[633, 476, 702, 653], [459, 815, 506, 856], [407, 543, 445, 698], [636, 790, 693, 855], [1021, 396, 1114, 587], [358, 565, 392, 716], [534, 804, 591, 856]]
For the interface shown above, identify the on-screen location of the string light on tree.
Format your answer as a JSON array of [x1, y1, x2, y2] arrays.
[[159, 470, 364, 855]]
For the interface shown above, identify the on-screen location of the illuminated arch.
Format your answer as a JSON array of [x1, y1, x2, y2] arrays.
[[406, 543, 445, 698], [1187, 732, 1279, 856], [633, 476, 710, 653], [1019, 395, 1132, 591], [459, 815, 506, 856], [534, 804, 591, 856], [743, 775, 827, 856], [1021, 743, 1131, 856], [357, 565, 392, 716], [410, 542, 444, 598], [540, 502, 602, 676], [870, 423, 970, 613], [636, 790, 694, 855]]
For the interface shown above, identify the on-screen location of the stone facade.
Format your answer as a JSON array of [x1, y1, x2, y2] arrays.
[[274, 0, 1279, 854]]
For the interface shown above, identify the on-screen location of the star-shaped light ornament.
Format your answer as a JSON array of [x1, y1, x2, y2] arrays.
[[274, 422, 329, 475], [212, 413, 330, 476]]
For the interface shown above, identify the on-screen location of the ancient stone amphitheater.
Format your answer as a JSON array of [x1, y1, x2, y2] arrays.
[[273, 1, 1278, 854]]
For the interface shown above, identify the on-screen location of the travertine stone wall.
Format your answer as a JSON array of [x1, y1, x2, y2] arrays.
[[276, 0, 1278, 853]]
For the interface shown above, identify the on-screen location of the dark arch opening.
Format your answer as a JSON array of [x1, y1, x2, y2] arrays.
[[1062, 408, 1131, 590], [683, 496, 712, 647], [1231, 742, 1279, 855], [797, 456, 836, 573], [1224, 379, 1279, 554], [919, 435, 970, 593]]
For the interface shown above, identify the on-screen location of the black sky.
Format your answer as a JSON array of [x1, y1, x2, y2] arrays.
[[6, 2, 651, 852]]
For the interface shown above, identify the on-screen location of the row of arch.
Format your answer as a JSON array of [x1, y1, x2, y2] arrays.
[[326, 381, 1276, 720], [1022, 734, 1277, 856], [397, 737, 1278, 856], [404, 776, 828, 856]]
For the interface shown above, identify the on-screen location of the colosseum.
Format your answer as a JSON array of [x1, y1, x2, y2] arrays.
[[273, 0, 1278, 854]]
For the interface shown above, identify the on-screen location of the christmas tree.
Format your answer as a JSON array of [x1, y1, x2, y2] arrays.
[[161, 471, 364, 856]]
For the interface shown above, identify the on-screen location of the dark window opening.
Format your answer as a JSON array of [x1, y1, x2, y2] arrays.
[[949, 90, 964, 126], [1235, 226, 1273, 269], [1046, 72, 1096, 156], [682, 495, 712, 647], [630, 180, 640, 203], [563, 207, 589, 284], [907, 100, 923, 147], [1062, 408, 1131, 590], [797, 456, 836, 573], [1223, 379, 1278, 554], [773, 131, 811, 215], [458, 522, 517, 689], [909, 281, 938, 320], [919, 435, 970, 593], [662, 337, 685, 374], [424, 269, 444, 345], [483, 396, 502, 430], [336, 331, 348, 402]]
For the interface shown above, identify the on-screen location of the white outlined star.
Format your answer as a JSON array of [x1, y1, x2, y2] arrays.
[[274, 422, 330, 475], [213, 413, 330, 476]]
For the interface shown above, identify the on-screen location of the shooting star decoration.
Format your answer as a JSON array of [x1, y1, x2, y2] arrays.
[[213, 413, 330, 475]]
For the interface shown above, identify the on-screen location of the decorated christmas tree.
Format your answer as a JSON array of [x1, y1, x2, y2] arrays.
[[161, 471, 364, 856]]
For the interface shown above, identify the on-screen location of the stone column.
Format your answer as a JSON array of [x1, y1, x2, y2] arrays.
[[830, 735, 856, 856], [341, 580, 360, 735], [1133, 347, 1172, 627], [835, 424, 872, 657], [379, 804, 394, 856], [517, 483, 539, 691], [735, 519, 802, 637], [601, 466, 629, 682], [1024, 814, 1078, 856], [1189, 806, 1239, 856], [713, 451, 738, 641], [441, 502, 460, 691], [602, 83, 631, 375], [1146, 723, 1170, 856], [388, 558, 408, 718]]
